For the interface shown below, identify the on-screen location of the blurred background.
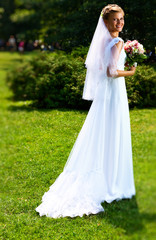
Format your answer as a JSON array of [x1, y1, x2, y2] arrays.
[[0, 0, 155, 54]]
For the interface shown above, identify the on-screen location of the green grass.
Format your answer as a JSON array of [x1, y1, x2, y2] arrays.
[[0, 52, 156, 240]]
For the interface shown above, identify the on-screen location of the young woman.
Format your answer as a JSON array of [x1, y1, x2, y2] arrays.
[[36, 4, 136, 218]]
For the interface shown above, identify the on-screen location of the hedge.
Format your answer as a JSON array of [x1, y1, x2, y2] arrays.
[[6, 50, 156, 109]]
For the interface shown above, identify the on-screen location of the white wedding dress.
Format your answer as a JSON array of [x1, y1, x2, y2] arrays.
[[36, 37, 135, 218]]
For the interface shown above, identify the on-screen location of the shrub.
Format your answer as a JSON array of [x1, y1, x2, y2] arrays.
[[34, 54, 90, 109], [70, 45, 89, 59], [126, 64, 156, 108], [6, 51, 156, 109], [7, 52, 91, 109], [7, 62, 36, 100]]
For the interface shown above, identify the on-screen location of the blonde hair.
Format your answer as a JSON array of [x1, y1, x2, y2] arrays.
[[101, 4, 124, 20]]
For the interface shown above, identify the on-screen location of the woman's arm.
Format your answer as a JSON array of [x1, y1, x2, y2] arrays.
[[107, 66, 136, 77], [107, 41, 136, 77], [117, 66, 136, 77]]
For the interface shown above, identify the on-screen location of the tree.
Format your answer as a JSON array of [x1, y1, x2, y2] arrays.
[[0, 0, 155, 50], [0, 0, 16, 40]]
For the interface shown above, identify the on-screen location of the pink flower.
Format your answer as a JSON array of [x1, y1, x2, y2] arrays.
[[124, 39, 147, 66]]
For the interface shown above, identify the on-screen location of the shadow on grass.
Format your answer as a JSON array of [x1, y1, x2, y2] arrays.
[[0, 59, 23, 71], [95, 196, 155, 235], [7, 102, 89, 113], [6, 94, 155, 114], [7, 104, 49, 112], [7, 102, 155, 115], [0, 67, 13, 71]]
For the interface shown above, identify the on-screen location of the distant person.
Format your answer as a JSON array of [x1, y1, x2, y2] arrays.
[[0, 39, 5, 50], [26, 40, 34, 51], [146, 49, 152, 57], [33, 40, 40, 50], [146, 49, 156, 63], [150, 49, 156, 62], [7, 35, 16, 51], [18, 41, 25, 53], [48, 43, 54, 52], [40, 43, 47, 51], [55, 41, 61, 50]]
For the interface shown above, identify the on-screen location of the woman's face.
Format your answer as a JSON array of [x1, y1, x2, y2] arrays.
[[104, 12, 124, 33]]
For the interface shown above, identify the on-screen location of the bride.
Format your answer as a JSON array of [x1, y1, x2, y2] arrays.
[[36, 4, 136, 218]]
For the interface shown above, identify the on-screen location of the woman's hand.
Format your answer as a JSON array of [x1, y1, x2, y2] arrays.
[[129, 66, 136, 76], [116, 66, 136, 77]]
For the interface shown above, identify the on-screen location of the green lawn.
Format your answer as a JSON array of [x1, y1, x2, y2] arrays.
[[0, 52, 156, 240]]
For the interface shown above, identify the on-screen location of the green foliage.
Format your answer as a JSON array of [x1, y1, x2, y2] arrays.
[[6, 51, 156, 110], [70, 45, 89, 59], [7, 51, 91, 109], [33, 53, 88, 109], [0, 0, 16, 39], [126, 64, 156, 108], [126, 54, 147, 67], [7, 61, 36, 100]]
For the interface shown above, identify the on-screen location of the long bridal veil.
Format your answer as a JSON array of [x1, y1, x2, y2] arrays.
[[83, 15, 122, 101]]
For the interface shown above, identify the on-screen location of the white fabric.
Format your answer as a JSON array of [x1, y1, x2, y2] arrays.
[[82, 16, 121, 100], [35, 38, 136, 218], [106, 37, 124, 77]]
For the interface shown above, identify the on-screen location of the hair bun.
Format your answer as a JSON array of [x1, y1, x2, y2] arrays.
[[101, 4, 124, 20]]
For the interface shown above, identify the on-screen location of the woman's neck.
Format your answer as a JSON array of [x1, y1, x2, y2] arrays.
[[110, 31, 119, 38]]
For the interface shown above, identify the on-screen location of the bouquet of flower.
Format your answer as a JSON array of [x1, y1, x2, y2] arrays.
[[124, 40, 147, 67]]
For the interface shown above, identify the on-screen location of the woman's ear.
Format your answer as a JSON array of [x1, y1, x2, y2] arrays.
[[104, 19, 108, 27]]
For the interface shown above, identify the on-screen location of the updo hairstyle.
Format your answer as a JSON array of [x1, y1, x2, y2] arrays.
[[101, 4, 124, 20]]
